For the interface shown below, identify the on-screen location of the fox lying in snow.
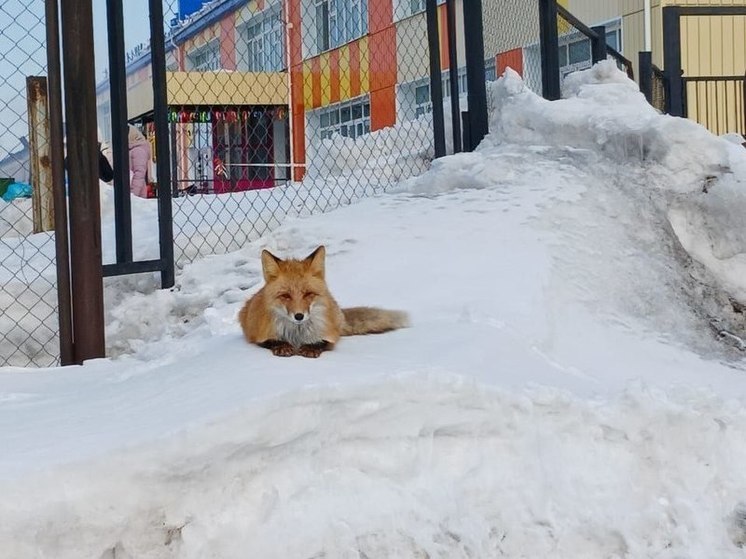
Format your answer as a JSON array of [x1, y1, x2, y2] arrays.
[[239, 246, 409, 358]]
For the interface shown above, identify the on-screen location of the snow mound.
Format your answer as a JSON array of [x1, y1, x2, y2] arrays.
[[3, 377, 746, 558], [401, 63, 746, 344], [487, 62, 730, 191]]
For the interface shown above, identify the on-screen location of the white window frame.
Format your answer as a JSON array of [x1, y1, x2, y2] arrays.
[[393, 0, 444, 21], [314, 0, 368, 54], [188, 40, 221, 71], [244, 4, 284, 71], [559, 18, 622, 79], [317, 96, 371, 140], [414, 82, 431, 118]]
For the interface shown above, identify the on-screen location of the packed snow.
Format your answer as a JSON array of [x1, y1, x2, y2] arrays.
[[2, 61, 746, 557]]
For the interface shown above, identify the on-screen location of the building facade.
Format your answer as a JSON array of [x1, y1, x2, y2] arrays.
[[96, 0, 745, 195]]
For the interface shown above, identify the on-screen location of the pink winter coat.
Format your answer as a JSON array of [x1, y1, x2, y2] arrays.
[[128, 126, 152, 198]]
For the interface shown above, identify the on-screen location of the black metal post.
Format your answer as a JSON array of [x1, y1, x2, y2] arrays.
[[425, 0, 446, 158], [591, 25, 607, 64], [539, 0, 561, 100], [426, 0, 446, 158], [106, 0, 133, 264], [44, 0, 74, 366], [59, 0, 106, 363], [461, 111, 471, 155], [445, 0, 461, 153], [639, 51, 653, 103], [149, 0, 176, 288], [663, 7, 684, 117], [462, 0, 488, 150]]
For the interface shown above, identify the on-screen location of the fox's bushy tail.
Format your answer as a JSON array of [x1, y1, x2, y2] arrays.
[[341, 307, 410, 336]]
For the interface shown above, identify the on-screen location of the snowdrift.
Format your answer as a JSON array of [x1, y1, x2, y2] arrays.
[[2, 61, 746, 558]]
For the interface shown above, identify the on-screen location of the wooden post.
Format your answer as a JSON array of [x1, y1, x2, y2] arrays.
[[26, 76, 55, 233]]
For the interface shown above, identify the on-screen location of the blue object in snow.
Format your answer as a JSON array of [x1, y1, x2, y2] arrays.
[[1, 181, 33, 202]]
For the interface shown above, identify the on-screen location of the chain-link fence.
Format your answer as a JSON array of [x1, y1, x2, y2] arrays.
[[0, 0, 59, 368], [96, 0, 440, 265], [651, 64, 669, 114], [482, 0, 542, 99]]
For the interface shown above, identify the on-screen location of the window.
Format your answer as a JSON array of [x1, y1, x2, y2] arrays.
[[484, 58, 497, 82], [188, 41, 220, 71], [408, 0, 425, 14], [98, 101, 112, 142], [441, 67, 468, 98], [318, 97, 371, 140], [315, 0, 368, 53], [606, 29, 622, 52], [393, 0, 444, 20], [415, 84, 431, 118], [558, 19, 622, 77], [568, 39, 590, 65], [245, 7, 284, 71]]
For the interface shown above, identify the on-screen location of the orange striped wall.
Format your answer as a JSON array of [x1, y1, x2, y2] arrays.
[[497, 48, 523, 77], [438, 3, 449, 70], [220, 13, 237, 70], [287, 0, 399, 179]]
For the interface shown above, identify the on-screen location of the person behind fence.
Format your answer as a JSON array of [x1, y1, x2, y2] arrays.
[[127, 125, 152, 198], [99, 125, 152, 197]]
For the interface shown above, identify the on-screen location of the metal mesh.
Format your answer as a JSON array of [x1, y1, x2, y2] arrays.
[[97, 0, 438, 265], [556, 8, 594, 94], [651, 65, 668, 114], [482, 0, 542, 97], [0, 0, 59, 367]]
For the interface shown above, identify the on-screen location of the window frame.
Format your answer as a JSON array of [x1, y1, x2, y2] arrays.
[[187, 39, 221, 72], [244, 4, 285, 72], [316, 95, 372, 141]]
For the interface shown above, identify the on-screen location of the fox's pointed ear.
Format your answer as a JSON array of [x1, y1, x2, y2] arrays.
[[305, 245, 326, 278], [261, 249, 282, 282]]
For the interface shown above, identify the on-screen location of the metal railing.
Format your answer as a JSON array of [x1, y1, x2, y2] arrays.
[[683, 74, 746, 136]]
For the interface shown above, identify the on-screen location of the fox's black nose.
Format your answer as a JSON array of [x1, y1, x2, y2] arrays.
[[294, 313, 304, 321]]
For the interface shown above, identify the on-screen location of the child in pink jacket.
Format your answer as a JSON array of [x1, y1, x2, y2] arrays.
[[128, 125, 152, 197]]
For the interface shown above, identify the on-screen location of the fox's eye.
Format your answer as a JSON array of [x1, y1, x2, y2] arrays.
[[303, 291, 317, 298], [278, 293, 291, 301]]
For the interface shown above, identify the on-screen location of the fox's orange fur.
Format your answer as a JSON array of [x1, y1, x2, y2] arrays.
[[238, 246, 409, 358]]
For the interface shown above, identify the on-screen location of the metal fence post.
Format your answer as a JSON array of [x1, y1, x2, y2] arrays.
[[463, 0, 488, 150], [663, 7, 684, 117], [426, 0, 446, 158], [591, 25, 607, 64], [44, 0, 74, 366], [26, 77, 55, 233], [639, 51, 653, 103], [149, 0, 176, 288], [445, 0, 461, 153], [106, 0, 133, 265], [539, 0, 561, 100], [60, 0, 106, 363]]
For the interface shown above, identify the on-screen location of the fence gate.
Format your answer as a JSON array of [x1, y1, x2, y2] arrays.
[[663, 6, 746, 137]]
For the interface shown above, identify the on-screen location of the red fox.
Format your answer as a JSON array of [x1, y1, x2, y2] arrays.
[[238, 246, 409, 358]]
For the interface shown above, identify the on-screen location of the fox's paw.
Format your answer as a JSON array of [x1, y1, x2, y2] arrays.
[[298, 341, 331, 358], [266, 342, 295, 357], [298, 346, 323, 358], [259, 339, 296, 357]]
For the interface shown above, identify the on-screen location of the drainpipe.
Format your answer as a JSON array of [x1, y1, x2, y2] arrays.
[[644, 0, 652, 51]]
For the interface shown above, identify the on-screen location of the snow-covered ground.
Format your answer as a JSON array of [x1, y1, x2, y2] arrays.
[[2, 61, 746, 557]]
